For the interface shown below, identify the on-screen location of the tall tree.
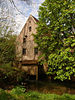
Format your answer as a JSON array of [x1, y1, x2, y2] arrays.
[[0, 0, 17, 65], [0, 15, 16, 65], [0, 0, 32, 34], [34, 0, 75, 81]]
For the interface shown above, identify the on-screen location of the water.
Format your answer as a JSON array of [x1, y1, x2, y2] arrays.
[[26, 80, 75, 95]]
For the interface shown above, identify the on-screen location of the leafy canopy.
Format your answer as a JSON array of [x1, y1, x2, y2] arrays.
[[34, 0, 75, 81]]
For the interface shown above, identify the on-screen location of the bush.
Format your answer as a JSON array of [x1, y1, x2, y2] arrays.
[[10, 86, 26, 95], [0, 63, 27, 85], [0, 89, 16, 100]]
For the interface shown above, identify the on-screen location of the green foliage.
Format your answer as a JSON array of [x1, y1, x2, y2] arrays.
[[0, 89, 16, 100], [0, 9, 17, 65], [34, 0, 75, 81], [0, 33, 17, 64], [0, 64, 27, 85], [0, 88, 75, 100], [10, 86, 26, 95]]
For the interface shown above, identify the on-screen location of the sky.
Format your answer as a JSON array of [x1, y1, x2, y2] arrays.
[[13, 0, 45, 34]]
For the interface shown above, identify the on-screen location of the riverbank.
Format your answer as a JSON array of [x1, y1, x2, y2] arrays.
[[0, 86, 75, 100], [26, 80, 75, 95], [0, 79, 75, 95]]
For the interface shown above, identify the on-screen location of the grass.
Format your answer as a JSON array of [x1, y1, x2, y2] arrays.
[[0, 86, 75, 100]]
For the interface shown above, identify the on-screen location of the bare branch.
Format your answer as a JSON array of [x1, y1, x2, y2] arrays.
[[0, 0, 32, 16], [9, 0, 25, 16]]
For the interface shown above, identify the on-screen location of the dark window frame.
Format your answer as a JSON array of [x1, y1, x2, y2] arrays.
[[29, 26, 31, 32], [23, 37, 26, 43], [22, 48, 26, 55], [34, 48, 38, 55]]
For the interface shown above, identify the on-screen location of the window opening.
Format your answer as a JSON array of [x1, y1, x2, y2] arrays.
[[29, 26, 31, 32], [34, 48, 38, 55], [23, 38, 26, 43], [22, 48, 26, 55]]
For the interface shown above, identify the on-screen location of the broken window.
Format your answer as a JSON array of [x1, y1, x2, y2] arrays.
[[22, 48, 26, 55], [34, 48, 38, 55], [29, 26, 31, 32], [23, 37, 26, 43]]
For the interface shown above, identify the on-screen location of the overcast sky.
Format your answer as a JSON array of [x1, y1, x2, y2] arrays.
[[14, 0, 45, 34]]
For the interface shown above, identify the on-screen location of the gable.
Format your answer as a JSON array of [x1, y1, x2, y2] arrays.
[[17, 15, 38, 44], [28, 15, 38, 23]]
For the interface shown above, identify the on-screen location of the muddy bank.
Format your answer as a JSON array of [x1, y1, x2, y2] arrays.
[[26, 80, 75, 95]]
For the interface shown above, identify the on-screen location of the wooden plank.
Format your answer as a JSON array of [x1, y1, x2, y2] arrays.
[[36, 66, 38, 80]]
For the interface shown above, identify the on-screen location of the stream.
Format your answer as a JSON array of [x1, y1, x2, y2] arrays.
[[26, 80, 75, 95]]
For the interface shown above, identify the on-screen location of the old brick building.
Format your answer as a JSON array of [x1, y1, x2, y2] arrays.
[[16, 15, 48, 80]]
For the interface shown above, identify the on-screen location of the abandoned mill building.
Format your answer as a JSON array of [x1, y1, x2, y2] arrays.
[[16, 15, 48, 80]]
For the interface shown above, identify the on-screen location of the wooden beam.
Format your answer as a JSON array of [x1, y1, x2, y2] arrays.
[[36, 66, 38, 80], [21, 60, 38, 65]]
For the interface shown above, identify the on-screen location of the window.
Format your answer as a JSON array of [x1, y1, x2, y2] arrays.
[[34, 48, 38, 55], [23, 38, 26, 43], [29, 26, 31, 32], [22, 48, 26, 55], [25, 35, 27, 38], [0, 48, 1, 52]]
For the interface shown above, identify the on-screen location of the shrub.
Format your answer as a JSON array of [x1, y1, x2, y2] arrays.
[[10, 86, 26, 95], [0, 89, 16, 100], [0, 63, 27, 85]]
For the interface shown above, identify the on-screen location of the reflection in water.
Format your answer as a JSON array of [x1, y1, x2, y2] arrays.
[[26, 80, 75, 95]]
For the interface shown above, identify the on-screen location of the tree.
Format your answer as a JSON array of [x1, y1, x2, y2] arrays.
[[0, 27, 17, 65], [0, 0, 31, 65], [0, 1, 17, 65], [34, 0, 75, 81], [0, 0, 32, 34]]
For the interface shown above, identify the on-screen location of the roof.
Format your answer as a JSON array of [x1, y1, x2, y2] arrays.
[[31, 15, 39, 22], [29, 14, 39, 22]]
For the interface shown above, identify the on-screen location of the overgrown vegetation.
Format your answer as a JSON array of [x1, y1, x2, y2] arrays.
[[0, 15, 27, 86], [34, 0, 75, 81], [0, 64, 27, 86], [0, 87, 75, 100], [0, 34, 16, 64]]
